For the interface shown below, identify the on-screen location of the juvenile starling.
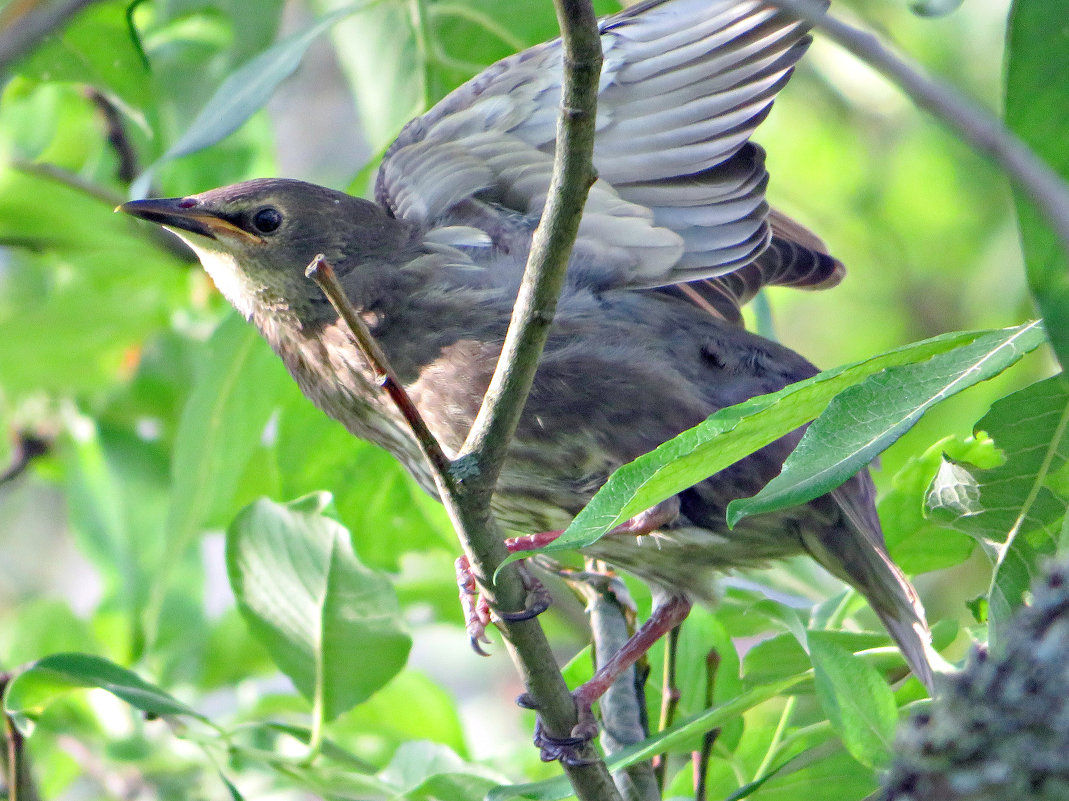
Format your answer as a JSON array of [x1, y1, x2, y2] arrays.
[[122, 0, 934, 725]]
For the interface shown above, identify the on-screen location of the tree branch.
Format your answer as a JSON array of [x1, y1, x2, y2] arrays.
[[456, 0, 602, 486], [0, 0, 101, 75], [306, 0, 615, 797], [768, 0, 1069, 259]]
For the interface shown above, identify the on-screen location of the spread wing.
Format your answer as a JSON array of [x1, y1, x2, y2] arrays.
[[375, 0, 841, 319]]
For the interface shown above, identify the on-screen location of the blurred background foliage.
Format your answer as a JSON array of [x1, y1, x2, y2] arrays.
[[0, 0, 1063, 799]]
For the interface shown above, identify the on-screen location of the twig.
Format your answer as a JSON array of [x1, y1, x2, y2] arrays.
[[768, 0, 1069, 257], [652, 624, 681, 791], [306, 256, 454, 480], [85, 88, 138, 183], [0, 0, 101, 74], [11, 160, 195, 261], [0, 432, 50, 487], [456, 0, 602, 485], [1, 672, 40, 801], [693, 650, 721, 801], [567, 565, 660, 801], [304, 1, 616, 797]]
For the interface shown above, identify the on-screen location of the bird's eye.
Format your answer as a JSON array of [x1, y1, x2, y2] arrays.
[[251, 207, 283, 234]]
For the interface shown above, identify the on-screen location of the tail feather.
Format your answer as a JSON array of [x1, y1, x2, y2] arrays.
[[802, 481, 936, 692]]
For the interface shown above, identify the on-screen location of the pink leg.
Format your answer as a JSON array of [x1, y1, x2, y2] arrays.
[[520, 593, 693, 764], [571, 595, 693, 736]]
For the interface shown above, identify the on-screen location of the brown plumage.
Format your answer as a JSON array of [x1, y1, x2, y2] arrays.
[[121, 0, 934, 697]]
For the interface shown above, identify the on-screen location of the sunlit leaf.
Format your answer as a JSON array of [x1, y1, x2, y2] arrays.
[[133, 4, 364, 195], [924, 375, 1069, 644], [226, 493, 411, 719], [1005, 0, 1069, 369], [808, 631, 897, 769], [501, 326, 1034, 571], [729, 321, 1044, 524]]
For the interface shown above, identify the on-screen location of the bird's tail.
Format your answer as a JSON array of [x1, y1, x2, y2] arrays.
[[803, 483, 936, 692]]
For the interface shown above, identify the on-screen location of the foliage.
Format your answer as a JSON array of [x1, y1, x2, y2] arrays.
[[0, 0, 1066, 799]]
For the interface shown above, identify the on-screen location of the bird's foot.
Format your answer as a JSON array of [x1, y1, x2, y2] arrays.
[[455, 556, 551, 655], [517, 692, 600, 766]]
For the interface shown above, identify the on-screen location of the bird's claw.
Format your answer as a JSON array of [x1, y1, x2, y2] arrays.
[[496, 576, 551, 622], [455, 557, 552, 655], [518, 693, 600, 766]]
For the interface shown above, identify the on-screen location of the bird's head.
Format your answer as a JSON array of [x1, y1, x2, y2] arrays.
[[120, 178, 412, 326]]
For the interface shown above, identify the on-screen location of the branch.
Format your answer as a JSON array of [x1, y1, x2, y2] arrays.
[[456, 0, 602, 484], [768, 0, 1069, 260], [306, 0, 615, 797], [0, 0, 101, 75], [306, 257, 453, 480], [569, 567, 660, 801]]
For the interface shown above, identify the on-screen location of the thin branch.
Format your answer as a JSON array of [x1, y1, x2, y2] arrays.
[[769, 0, 1069, 258], [1, 672, 40, 801], [304, 1, 616, 797], [456, 0, 602, 487], [0, 0, 101, 74], [0, 432, 50, 487], [306, 256, 454, 481], [567, 565, 660, 801]]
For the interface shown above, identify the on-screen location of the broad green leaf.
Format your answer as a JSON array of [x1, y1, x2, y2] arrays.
[[380, 741, 504, 799], [1006, 0, 1069, 370], [924, 375, 1069, 644], [746, 750, 877, 801], [808, 631, 897, 770], [226, 494, 411, 720], [3, 652, 204, 735], [729, 321, 1045, 524], [333, 670, 469, 761], [502, 326, 1026, 568], [134, 4, 364, 195], [274, 399, 452, 571], [164, 314, 291, 571]]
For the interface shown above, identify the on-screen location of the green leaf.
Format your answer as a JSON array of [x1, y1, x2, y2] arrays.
[[877, 435, 992, 573], [164, 314, 291, 572], [226, 494, 411, 720], [1005, 0, 1069, 370], [808, 631, 897, 770], [11, 1, 151, 107], [3, 652, 204, 735], [502, 326, 1033, 569], [134, 4, 365, 194], [274, 400, 452, 571], [924, 375, 1069, 643], [729, 321, 1045, 524]]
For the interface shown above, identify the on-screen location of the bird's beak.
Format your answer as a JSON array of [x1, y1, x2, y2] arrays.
[[117, 198, 256, 242]]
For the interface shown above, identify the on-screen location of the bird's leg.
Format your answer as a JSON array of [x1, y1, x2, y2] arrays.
[[519, 594, 693, 764]]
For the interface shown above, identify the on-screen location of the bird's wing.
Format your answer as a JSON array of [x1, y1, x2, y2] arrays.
[[376, 0, 840, 306]]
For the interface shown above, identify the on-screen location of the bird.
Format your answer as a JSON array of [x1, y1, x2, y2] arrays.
[[121, 0, 934, 749]]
